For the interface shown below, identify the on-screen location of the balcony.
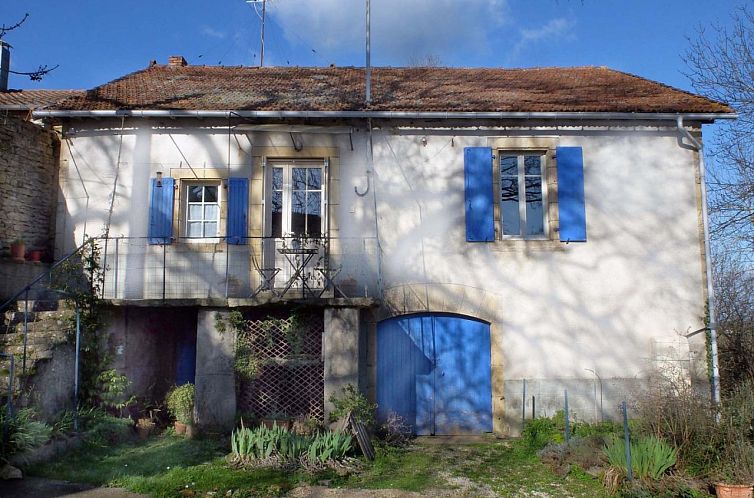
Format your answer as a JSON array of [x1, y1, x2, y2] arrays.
[[95, 236, 380, 304]]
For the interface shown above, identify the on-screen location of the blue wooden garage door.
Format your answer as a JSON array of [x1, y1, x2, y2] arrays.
[[376, 314, 492, 435]]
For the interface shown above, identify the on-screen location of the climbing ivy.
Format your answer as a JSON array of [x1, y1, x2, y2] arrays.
[[54, 238, 114, 408], [221, 308, 315, 381]]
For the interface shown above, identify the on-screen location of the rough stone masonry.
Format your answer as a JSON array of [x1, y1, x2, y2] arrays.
[[0, 113, 59, 255]]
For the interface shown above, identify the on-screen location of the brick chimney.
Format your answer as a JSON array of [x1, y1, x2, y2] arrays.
[[0, 41, 11, 91], [168, 55, 188, 67]]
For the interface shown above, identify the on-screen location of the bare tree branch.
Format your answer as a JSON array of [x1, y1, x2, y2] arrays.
[[0, 13, 29, 40]]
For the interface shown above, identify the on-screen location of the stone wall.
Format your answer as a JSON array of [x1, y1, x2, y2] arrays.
[[0, 114, 59, 255]]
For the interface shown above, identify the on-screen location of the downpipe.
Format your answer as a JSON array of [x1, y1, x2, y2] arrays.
[[677, 116, 721, 408]]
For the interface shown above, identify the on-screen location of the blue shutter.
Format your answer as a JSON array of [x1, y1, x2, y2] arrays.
[[148, 177, 174, 244], [226, 177, 249, 245], [556, 146, 587, 242], [464, 147, 495, 242]]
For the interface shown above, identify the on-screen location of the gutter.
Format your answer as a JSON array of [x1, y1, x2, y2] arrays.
[[32, 109, 737, 121], [677, 115, 721, 408]]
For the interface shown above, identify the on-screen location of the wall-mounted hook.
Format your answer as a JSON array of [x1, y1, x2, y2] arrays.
[[355, 170, 371, 197]]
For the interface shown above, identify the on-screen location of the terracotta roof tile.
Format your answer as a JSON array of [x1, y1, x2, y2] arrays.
[[45, 65, 732, 114], [0, 89, 84, 109]]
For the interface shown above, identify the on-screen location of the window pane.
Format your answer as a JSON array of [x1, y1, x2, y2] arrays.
[[525, 178, 544, 236], [307, 192, 321, 216], [188, 204, 202, 220], [204, 204, 219, 221], [204, 222, 218, 237], [292, 168, 307, 190], [291, 191, 305, 214], [291, 191, 306, 235], [308, 168, 322, 190], [309, 214, 322, 236], [187, 222, 202, 237], [501, 178, 520, 236], [204, 186, 218, 202], [272, 168, 283, 190], [524, 156, 541, 176], [188, 186, 203, 202], [307, 192, 322, 236], [271, 191, 282, 238], [500, 156, 518, 176]]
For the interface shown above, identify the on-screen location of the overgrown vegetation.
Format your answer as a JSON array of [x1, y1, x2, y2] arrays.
[[53, 238, 111, 408], [165, 383, 195, 425], [0, 408, 51, 457], [28, 432, 608, 498], [328, 384, 377, 427]]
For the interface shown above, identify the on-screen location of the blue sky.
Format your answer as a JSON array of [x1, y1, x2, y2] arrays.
[[1, 0, 744, 95]]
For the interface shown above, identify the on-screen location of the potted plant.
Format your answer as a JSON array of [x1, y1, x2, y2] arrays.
[[136, 417, 156, 440], [166, 383, 195, 437], [715, 483, 753, 498], [10, 239, 25, 261], [261, 411, 291, 430]]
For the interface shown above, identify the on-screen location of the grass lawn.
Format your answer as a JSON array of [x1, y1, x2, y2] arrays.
[[28, 434, 609, 497]]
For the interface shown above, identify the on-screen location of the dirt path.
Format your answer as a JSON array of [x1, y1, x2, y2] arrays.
[[0, 476, 146, 498], [288, 486, 476, 497]]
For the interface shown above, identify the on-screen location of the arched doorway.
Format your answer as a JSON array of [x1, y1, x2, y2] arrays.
[[376, 313, 492, 435]]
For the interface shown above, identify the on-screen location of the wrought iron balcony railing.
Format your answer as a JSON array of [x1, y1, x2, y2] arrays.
[[96, 236, 380, 301]]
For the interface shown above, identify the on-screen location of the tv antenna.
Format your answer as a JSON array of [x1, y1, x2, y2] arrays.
[[246, 0, 268, 67]]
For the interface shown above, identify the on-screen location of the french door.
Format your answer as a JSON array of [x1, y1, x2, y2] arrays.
[[265, 159, 327, 290]]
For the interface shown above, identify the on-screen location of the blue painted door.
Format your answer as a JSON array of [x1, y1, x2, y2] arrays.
[[377, 314, 492, 435]]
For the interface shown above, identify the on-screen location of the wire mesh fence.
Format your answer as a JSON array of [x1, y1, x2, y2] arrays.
[[235, 312, 325, 421]]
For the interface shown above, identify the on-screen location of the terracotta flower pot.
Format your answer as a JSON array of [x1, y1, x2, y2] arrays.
[[137, 425, 154, 440], [174, 421, 187, 434], [185, 424, 196, 439], [716, 483, 753, 498], [10, 242, 25, 261], [28, 250, 42, 262]]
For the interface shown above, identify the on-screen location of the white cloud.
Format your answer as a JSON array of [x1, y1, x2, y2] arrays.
[[266, 0, 509, 65], [201, 26, 226, 39], [509, 17, 575, 60]]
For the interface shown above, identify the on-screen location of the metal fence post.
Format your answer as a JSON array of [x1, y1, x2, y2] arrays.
[[564, 389, 570, 443], [532, 395, 535, 420], [74, 303, 81, 432], [114, 237, 120, 299], [162, 243, 167, 301], [622, 400, 633, 481], [22, 289, 29, 376], [522, 379, 527, 426], [2, 354, 14, 447]]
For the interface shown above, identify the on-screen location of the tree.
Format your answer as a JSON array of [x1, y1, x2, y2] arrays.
[[684, 8, 754, 391], [1, 13, 58, 81], [683, 7, 754, 257]]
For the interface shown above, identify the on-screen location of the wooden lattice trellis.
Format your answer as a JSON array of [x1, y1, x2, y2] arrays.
[[236, 312, 324, 421]]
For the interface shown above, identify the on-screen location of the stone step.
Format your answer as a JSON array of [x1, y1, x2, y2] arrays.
[[4, 318, 73, 335], [0, 331, 68, 346], [3, 309, 75, 328]]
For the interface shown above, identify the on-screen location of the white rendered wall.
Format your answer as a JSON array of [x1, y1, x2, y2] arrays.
[[56, 119, 707, 427]]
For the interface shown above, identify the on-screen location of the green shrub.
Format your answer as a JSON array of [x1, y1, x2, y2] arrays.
[[95, 369, 136, 415], [604, 436, 677, 480], [166, 383, 195, 424], [0, 408, 52, 457], [328, 384, 376, 427], [51, 410, 75, 438], [78, 406, 133, 446], [522, 417, 560, 449]]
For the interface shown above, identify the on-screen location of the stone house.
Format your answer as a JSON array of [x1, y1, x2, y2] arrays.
[[26, 56, 734, 435]]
